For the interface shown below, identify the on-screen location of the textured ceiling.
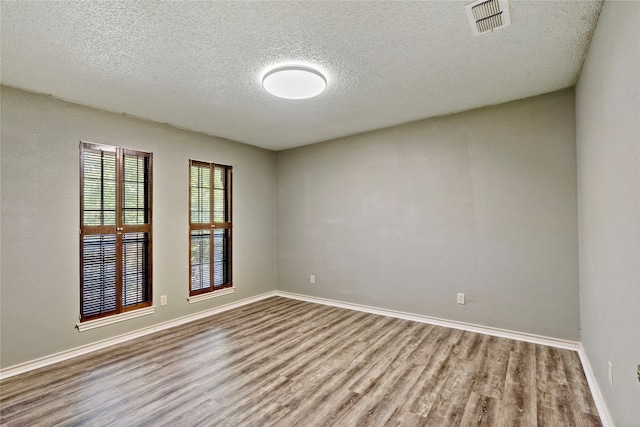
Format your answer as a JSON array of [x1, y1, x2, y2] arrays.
[[1, 1, 602, 151]]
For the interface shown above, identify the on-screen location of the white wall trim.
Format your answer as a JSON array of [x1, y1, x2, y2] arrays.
[[76, 306, 156, 332], [187, 286, 235, 304], [577, 343, 615, 427], [275, 291, 617, 423], [0, 291, 276, 380], [3, 289, 612, 427], [275, 291, 580, 351], [275, 292, 619, 423]]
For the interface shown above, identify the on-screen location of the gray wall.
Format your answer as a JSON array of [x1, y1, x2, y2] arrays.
[[276, 90, 580, 340], [0, 87, 276, 369], [576, 1, 640, 425]]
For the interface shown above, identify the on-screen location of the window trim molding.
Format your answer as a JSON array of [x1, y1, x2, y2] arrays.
[[187, 286, 235, 304], [76, 306, 156, 332]]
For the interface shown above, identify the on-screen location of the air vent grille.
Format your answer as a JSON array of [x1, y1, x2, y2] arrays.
[[465, 0, 511, 36]]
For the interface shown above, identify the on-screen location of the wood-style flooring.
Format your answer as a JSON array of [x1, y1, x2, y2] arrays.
[[0, 296, 602, 426]]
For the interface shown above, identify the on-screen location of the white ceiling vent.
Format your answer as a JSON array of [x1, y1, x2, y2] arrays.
[[466, 0, 511, 36]]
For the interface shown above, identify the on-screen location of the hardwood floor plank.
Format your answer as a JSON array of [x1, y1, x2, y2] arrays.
[[534, 345, 589, 427], [294, 385, 366, 426], [458, 392, 498, 426], [352, 363, 427, 427], [0, 297, 602, 426], [422, 334, 488, 425], [383, 407, 424, 427], [560, 350, 601, 417], [407, 328, 466, 416], [282, 364, 368, 426], [472, 335, 511, 400], [348, 320, 425, 394], [496, 341, 538, 427], [575, 411, 605, 427]]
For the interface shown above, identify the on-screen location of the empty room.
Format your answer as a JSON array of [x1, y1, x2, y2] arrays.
[[1, 0, 638, 426]]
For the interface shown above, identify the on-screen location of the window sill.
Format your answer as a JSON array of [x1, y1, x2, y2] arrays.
[[188, 287, 235, 304], [76, 306, 156, 332]]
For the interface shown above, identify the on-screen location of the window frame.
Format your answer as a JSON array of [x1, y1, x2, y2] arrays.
[[188, 160, 233, 297], [79, 141, 153, 322]]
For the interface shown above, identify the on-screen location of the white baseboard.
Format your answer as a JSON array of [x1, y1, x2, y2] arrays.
[[275, 290, 580, 351], [0, 289, 613, 427], [275, 291, 615, 425], [577, 344, 614, 427], [0, 291, 276, 381]]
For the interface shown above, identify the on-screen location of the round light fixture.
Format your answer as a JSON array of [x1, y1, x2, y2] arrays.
[[262, 66, 327, 100]]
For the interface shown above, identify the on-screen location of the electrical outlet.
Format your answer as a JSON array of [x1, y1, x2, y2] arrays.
[[457, 293, 465, 305], [608, 361, 613, 387], [160, 295, 167, 306], [310, 275, 316, 284]]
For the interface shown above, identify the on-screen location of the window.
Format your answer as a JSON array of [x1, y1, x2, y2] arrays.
[[189, 161, 232, 297], [80, 142, 152, 322]]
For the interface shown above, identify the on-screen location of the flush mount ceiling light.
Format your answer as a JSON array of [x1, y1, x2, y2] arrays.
[[262, 66, 327, 100]]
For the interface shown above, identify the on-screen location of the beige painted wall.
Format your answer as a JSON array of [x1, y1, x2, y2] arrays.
[[0, 86, 277, 368], [276, 89, 580, 340], [576, 1, 640, 425]]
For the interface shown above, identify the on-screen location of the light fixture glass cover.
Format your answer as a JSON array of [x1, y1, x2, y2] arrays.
[[262, 66, 327, 99]]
